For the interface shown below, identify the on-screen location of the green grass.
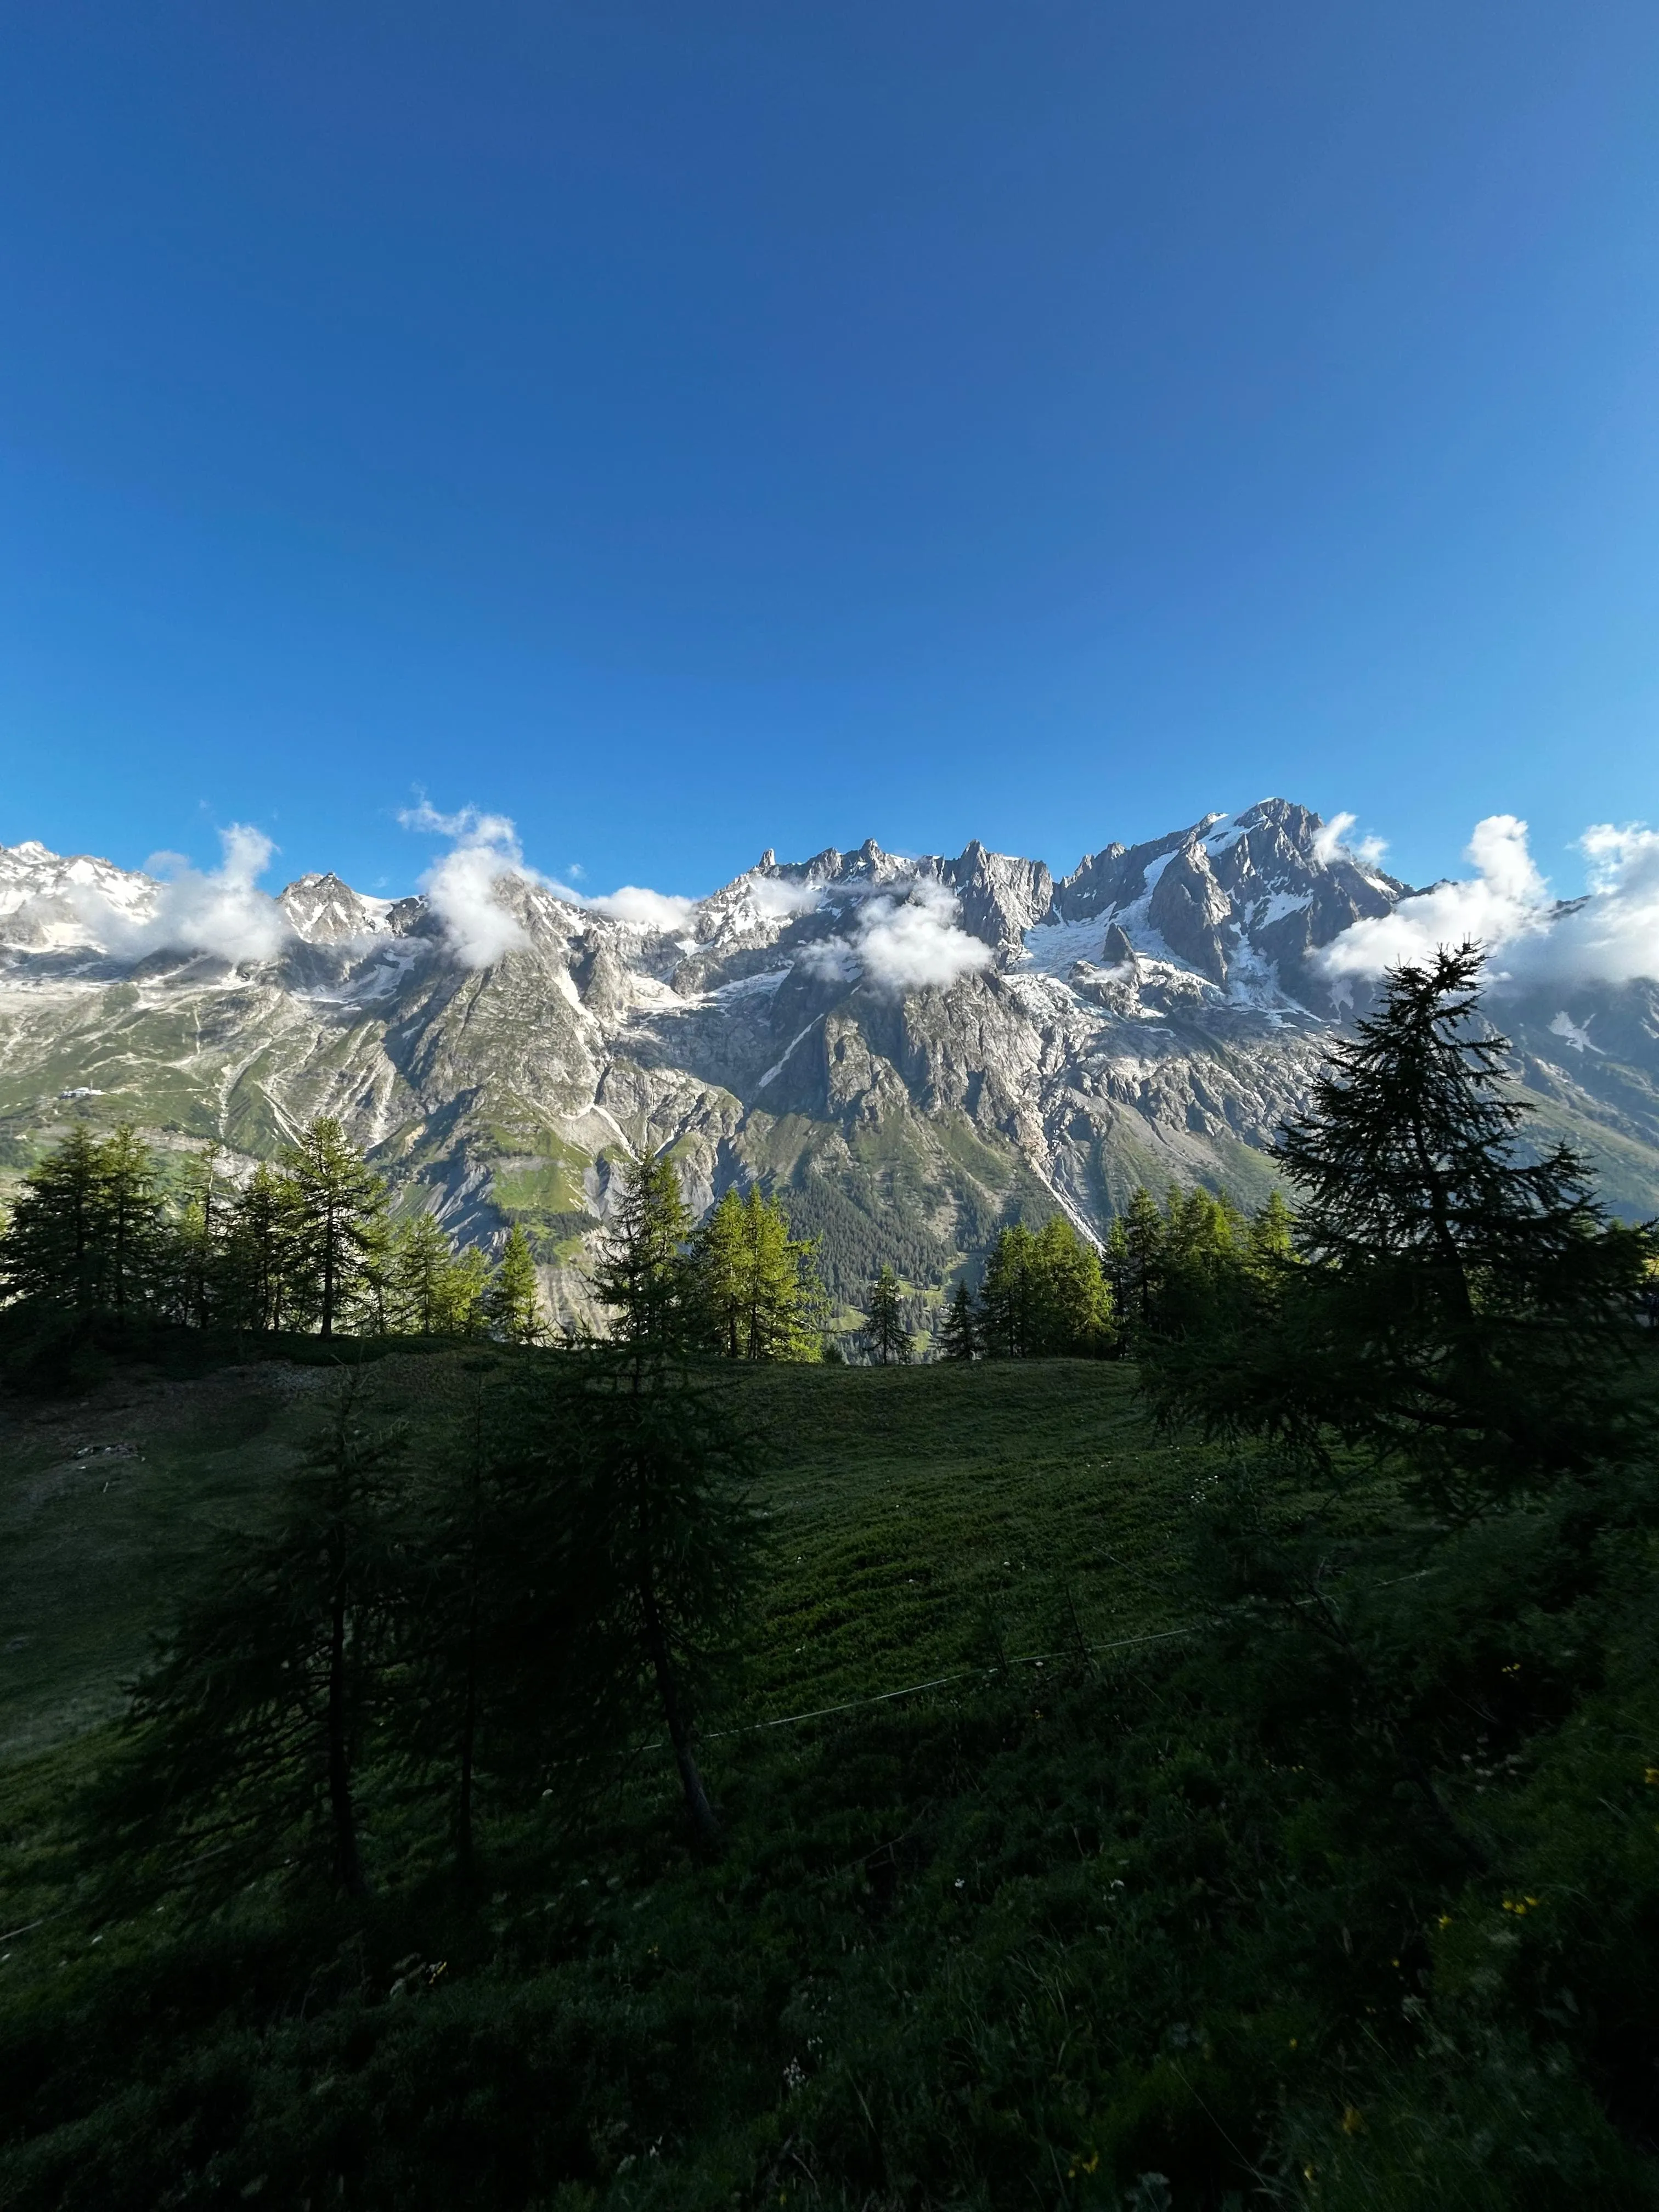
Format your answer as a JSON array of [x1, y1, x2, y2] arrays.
[[2, 1352, 1656, 2211], [0, 1355, 1188, 1762]]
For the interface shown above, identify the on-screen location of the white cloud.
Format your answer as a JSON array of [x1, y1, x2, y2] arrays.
[[1313, 811, 1389, 871], [400, 802, 533, 967], [75, 824, 292, 964], [585, 885, 698, 929], [746, 874, 825, 921], [1320, 814, 1659, 989], [803, 878, 994, 994], [400, 799, 705, 957]]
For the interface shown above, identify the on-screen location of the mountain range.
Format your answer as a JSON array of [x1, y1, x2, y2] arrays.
[[3, 798, 1656, 1323]]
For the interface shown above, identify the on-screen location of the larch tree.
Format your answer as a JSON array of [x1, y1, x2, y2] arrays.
[[859, 1263, 911, 1365], [281, 1118, 388, 1339], [590, 1147, 693, 1364], [1149, 945, 1659, 1509], [0, 1124, 113, 1317], [109, 1377, 408, 1898], [939, 1278, 979, 1361], [485, 1223, 545, 1344]]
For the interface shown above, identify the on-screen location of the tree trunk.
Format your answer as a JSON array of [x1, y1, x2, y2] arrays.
[[639, 1568, 720, 1848], [321, 1200, 336, 1338], [328, 1590, 367, 1895]]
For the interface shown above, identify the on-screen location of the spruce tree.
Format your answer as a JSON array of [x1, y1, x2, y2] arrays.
[[590, 1147, 693, 1359], [109, 1378, 408, 1896], [546, 1355, 758, 1848], [173, 1142, 234, 1329], [1151, 946, 1659, 1506], [1107, 1187, 1166, 1333], [1246, 1189, 1294, 1274], [939, 1278, 979, 1361], [98, 1126, 165, 1319], [688, 1187, 747, 1357], [859, 1263, 911, 1364], [281, 1118, 387, 1338], [225, 1161, 300, 1332], [977, 1224, 1035, 1357], [485, 1223, 545, 1344], [1026, 1215, 1114, 1355], [0, 1124, 112, 1316], [686, 1184, 823, 1361], [441, 1244, 491, 1338], [391, 1210, 454, 1334]]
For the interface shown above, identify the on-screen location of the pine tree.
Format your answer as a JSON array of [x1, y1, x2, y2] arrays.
[[225, 1161, 300, 1332], [485, 1223, 545, 1344], [0, 1122, 167, 1327], [1107, 1187, 1167, 1333], [977, 1224, 1035, 1357], [391, 1210, 453, 1334], [173, 1142, 234, 1329], [1246, 1189, 1294, 1274], [0, 1124, 112, 1316], [1026, 1214, 1114, 1355], [109, 1378, 408, 1896], [1150, 946, 1659, 1505], [590, 1148, 693, 1360], [859, 1263, 911, 1364], [687, 1184, 826, 1361], [939, 1278, 978, 1361], [281, 1118, 388, 1338], [98, 1126, 165, 1319], [441, 1245, 491, 1338], [546, 1356, 759, 1848]]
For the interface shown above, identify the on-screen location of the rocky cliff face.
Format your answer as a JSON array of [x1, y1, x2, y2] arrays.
[[2, 799, 1655, 1323]]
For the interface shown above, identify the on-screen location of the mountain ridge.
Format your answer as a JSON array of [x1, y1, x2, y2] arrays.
[[3, 798, 1655, 1322]]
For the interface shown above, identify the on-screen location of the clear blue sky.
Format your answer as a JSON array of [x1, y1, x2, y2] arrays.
[[3, 2, 1657, 901]]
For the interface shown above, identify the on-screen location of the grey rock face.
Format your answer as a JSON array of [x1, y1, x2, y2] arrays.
[[1, 802, 1655, 1324]]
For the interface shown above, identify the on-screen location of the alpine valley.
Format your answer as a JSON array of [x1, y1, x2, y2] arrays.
[[2, 798, 1656, 1327]]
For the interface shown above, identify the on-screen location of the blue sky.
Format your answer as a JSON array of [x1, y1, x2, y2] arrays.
[[2, 2, 1657, 903]]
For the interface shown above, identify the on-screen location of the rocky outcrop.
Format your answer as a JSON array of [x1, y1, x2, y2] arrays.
[[2, 803, 1657, 1325]]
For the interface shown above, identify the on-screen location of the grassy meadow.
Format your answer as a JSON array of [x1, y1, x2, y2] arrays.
[[2, 1348, 1656, 2209]]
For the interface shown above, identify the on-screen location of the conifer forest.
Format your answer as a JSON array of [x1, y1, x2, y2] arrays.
[[2, 949, 1658, 2209]]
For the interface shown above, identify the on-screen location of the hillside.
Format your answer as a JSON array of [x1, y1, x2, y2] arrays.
[[4, 801, 1658, 1325], [0, 1350, 1188, 1762], [3, 1350, 1658, 2209]]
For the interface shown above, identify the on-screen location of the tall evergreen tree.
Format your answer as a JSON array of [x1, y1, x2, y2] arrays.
[[687, 1185, 824, 1360], [545, 1356, 759, 1848], [1026, 1215, 1115, 1355], [485, 1223, 545, 1345], [0, 1122, 167, 1326], [590, 1148, 693, 1359], [173, 1142, 234, 1329], [109, 1378, 408, 1896], [225, 1161, 300, 1333], [0, 1124, 112, 1316], [939, 1278, 979, 1361], [978, 1224, 1036, 1357], [1150, 946, 1659, 1506], [391, 1210, 454, 1334], [1104, 1187, 1166, 1335], [1246, 1189, 1295, 1275], [281, 1118, 387, 1338], [859, 1263, 911, 1364]]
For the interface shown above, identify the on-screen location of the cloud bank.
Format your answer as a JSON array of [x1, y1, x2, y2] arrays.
[[1320, 815, 1659, 989], [400, 802, 535, 967], [1313, 811, 1389, 871], [585, 885, 697, 929], [76, 825, 292, 964], [804, 878, 994, 994], [402, 801, 705, 963]]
